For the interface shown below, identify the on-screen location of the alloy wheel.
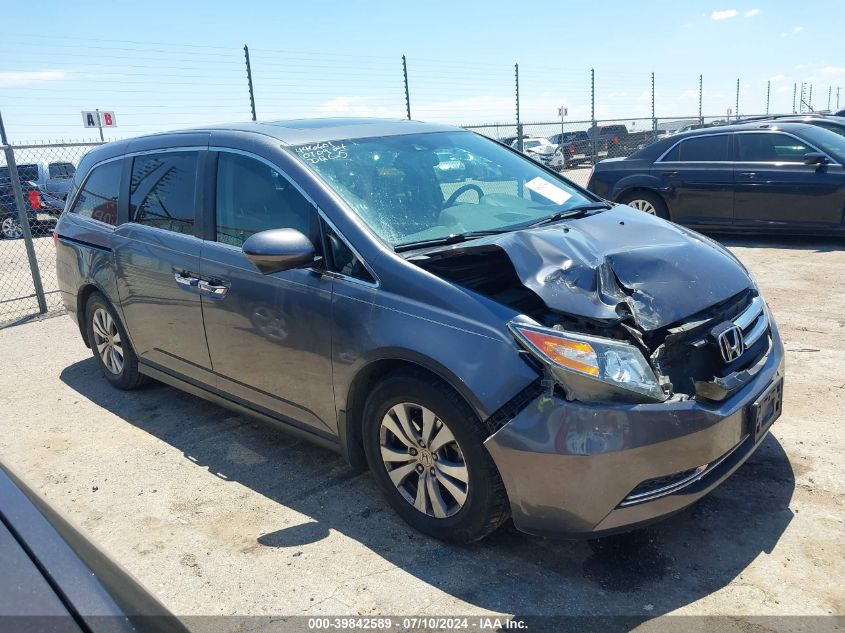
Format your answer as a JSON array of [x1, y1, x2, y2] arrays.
[[91, 307, 124, 375], [628, 199, 657, 215], [378, 402, 469, 518], [1, 217, 23, 239]]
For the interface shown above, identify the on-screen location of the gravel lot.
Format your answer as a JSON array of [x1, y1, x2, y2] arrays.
[[0, 235, 843, 631]]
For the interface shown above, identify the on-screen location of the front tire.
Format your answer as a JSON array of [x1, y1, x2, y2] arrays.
[[362, 371, 510, 543], [84, 292, 148, 390], [619, 190, 669, 220], [1, 214, 23, 240]]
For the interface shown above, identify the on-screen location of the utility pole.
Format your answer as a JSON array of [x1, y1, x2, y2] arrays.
[[515, 63, 522, 152], [590, 68, 596, 164], [244, 45, 257, 121], [699, 74, 703, 124], [651, 72, 656, 135], [766, 80, 771, 115], [402, 55, 411, 120], [735, 78, 740, 120]]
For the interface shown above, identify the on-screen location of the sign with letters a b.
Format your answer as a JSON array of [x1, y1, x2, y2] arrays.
[[81, 111, 117, 128]]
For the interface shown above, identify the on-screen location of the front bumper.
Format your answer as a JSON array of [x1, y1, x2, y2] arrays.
[[484, 322, 785, 537]]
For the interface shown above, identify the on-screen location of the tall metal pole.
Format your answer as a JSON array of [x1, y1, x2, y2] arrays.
[[827, 86, 832, 111], [766, 80, 771, 115], [793, 83, 797, 113], [699, 74, 703, 124], [95, 108, 104, 142], [590, 68, 596, 165], [244, 45, 257, 121], [0, 111, 47, 313], [515, 63, 522, 152], [651, 72, 656, 135], [838, 87, 841, 110], [402, 55, 411, 120], [809, 84, 813, 111], [735, 78, 740, 120], [799, 83, 805, 113]]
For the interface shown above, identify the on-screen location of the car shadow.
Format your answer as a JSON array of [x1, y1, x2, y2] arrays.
[[711, 233, 844, 253], [60, 358, 795, 622]]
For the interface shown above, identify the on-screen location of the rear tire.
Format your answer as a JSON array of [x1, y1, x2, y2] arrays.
[[1, 214, 23, 240], [362, 370, 510, 543], [84, 292, 148, 390], [619, 190, 669, 220]]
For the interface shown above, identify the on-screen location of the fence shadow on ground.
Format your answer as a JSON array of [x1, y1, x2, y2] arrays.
[[60, 357, 795, 623]]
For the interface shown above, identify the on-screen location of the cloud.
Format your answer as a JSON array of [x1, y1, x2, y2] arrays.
[[0, 70, 69, 87], [744, 8, 760, 17], [820, 66, 845, 78], [768, 74, 786, 82], [793, 25, 804, 32], [316, 96, 403, 118], [541, 91, 550, 97], [711, 9, 738, 20]]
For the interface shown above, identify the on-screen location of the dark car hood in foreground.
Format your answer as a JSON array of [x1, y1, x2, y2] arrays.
[[429, 206, 752, 331]]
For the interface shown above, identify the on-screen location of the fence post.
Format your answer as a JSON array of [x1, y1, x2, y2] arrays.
[[793, 83, 798, 113], [766, 80, 771, 115], [827, 86, 832, 111], [699, 74, 703, 124], [244, 44, 257, 121], [590, 68, 596, 165], [402, 55, 411, 120], [515, 63, 522, 152], [651, 72, 656, 135], [809, 84, 813, 111], [735, 78, 740, 120], [0, 112, 47, 314]]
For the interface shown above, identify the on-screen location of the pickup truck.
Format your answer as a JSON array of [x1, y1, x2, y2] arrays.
[[0, 169, 53, 239]]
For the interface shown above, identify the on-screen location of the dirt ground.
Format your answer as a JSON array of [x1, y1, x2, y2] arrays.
[[0, 234, 843, 632]]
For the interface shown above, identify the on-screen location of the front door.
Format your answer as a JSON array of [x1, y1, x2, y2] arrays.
[[113, 147, 213, 384], [733, 131, 845, 228], [651, 133, 734, 226], [199, 150, 336, 437]]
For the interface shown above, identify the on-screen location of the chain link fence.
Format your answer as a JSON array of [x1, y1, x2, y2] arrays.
[[0, 138, 101, 326]]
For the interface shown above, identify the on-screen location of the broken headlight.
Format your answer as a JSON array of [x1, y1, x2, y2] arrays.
[[509, 323, 666, 403]]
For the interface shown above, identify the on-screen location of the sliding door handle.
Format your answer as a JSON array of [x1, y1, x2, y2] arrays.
[[738, 171, 757, 179]]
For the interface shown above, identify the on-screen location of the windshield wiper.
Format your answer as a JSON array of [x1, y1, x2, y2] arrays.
[[526, 202, 612, 228], [394, 229, 511, 252]]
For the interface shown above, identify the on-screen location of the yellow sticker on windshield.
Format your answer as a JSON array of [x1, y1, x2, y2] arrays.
[[525, 177, 573, 205]]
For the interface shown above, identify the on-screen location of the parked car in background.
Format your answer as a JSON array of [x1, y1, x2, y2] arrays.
[[548, 131, 591, 167], [0, 171, 54, 239], [511, 136, 563, 169], [0, 462, 186, 633], [733, 115, 845, 139], [57, 118, 784, 543], [0, 160, 77, 214], [587, 121, 845, 234]]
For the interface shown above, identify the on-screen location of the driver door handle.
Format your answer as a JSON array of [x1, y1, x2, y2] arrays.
[[197, 279, 229, 298], [173, 271, 199, 288]]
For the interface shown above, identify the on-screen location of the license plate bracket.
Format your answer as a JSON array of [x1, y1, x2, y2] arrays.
[[749, 377, 783, 441]]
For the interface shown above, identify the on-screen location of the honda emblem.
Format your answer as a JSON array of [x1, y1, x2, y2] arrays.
[[717, 324, 746, 363]]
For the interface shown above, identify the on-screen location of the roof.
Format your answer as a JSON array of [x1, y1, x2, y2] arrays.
[[177, 117, 459, 145]]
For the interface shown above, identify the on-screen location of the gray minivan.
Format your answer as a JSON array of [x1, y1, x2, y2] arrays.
[[55, 118, 784, 543]]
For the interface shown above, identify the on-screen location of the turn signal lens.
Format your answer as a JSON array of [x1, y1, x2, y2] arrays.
[[520, 329, 599, 377], [509, 323, 666, 403]]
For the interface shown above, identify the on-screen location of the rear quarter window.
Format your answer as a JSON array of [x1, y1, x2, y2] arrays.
[[68, 161, 121, 226]]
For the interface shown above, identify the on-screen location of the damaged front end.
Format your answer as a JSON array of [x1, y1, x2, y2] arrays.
[[412, 206, 772, 405]]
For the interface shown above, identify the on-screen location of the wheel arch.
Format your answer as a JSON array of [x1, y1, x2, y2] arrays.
[[339, 354, 486, 471]]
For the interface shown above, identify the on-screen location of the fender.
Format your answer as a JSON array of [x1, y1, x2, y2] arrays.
[[611, 174, 667, 202]]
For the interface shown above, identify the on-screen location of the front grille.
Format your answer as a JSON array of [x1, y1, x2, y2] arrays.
[[652, 290, 772, 400]]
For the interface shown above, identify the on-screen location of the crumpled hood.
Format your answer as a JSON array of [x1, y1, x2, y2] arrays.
[[488, 205, 752, 331]]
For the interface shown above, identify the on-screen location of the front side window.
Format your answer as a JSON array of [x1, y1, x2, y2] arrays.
[[291, 131, 593, 248], [737, 133, 810, 163], [215, 152, 318, 248], [130, 152, 198, 235], [68, 160, 121, 226]]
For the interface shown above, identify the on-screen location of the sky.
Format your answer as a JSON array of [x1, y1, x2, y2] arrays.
[[0, 0, 843, 143]]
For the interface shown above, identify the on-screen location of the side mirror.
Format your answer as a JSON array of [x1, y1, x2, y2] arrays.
[[803, 152, 828, 166], [242, 228, 316, 275]]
